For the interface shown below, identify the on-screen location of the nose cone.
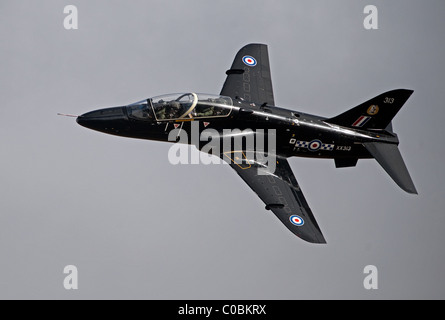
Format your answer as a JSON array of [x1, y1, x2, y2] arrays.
[[77, 106, 129, 135]]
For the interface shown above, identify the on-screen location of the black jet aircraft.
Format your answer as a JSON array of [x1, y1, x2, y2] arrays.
[[76, 44, 416, 244]]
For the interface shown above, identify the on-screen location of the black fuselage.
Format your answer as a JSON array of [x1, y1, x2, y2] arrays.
[[77, 96, 398, 163]]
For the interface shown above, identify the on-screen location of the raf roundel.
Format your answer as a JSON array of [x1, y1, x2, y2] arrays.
[[242, 55, 257, 67], [289, 215, 305, 227], [308, 139, 322, 152]]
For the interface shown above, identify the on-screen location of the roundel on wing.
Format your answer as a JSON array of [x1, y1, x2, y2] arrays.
[[242, 55, 257, 67], [289, 215, 304, 227]]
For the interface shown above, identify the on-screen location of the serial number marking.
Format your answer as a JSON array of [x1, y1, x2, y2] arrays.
[[336, 146, 352, 151]]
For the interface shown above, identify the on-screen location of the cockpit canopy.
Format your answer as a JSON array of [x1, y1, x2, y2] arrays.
[[126, 93, 233, 121], [126, 99, 152, 121]]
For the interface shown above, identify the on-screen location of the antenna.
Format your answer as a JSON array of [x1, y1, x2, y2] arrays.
[[57, 113, 79, 118]]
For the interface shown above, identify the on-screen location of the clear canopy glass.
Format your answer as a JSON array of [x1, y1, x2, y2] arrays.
[[150, 93, 233, 121], [126, 99, 153, 121], [126, 93, 233, 121]]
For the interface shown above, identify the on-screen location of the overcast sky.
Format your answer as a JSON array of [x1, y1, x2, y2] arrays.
[[1, 0, 445, 299]]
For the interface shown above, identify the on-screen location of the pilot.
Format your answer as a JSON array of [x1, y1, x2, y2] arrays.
[[196, 106, 214, 117], [167, 100, 182, 118]]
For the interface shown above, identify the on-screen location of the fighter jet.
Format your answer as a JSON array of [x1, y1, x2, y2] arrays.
[[76, 44, 416, 244]]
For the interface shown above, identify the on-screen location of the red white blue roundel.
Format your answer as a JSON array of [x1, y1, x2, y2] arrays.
[[290, 215, 304, 227], [308, 139, 322, 152], [242, 55, 257, 67]]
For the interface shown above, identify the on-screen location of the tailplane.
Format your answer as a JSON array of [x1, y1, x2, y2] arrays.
[[363, 142, 417, 194], [326, 89, 414, 130]]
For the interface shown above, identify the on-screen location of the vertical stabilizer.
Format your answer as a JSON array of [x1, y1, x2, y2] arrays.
[[326, 89, 413, 130]]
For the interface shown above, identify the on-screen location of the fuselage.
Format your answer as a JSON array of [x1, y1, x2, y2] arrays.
[[77, 92, 399, 161]]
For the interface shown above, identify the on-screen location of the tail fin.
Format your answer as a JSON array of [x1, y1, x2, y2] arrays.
[[363, 142, 417, 194], [326, 89, 414, 130]]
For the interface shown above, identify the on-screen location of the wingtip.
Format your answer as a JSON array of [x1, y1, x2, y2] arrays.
[[406, 186, 418, 195], [298, 233, 327, 244], [399, 179, 418, 195]]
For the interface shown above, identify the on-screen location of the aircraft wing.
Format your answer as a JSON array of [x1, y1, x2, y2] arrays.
[[220, 43, 275, 106], [222, 152, 326, 244]]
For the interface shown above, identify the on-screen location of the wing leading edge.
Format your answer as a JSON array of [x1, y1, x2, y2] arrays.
[[222, 153, 326, 244]]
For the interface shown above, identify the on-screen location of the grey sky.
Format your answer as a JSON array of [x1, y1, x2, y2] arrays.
[[1, 0, 444, 299]]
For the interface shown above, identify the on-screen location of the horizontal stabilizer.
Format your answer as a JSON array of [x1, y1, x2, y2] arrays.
[[363, 142, 417, 194]]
